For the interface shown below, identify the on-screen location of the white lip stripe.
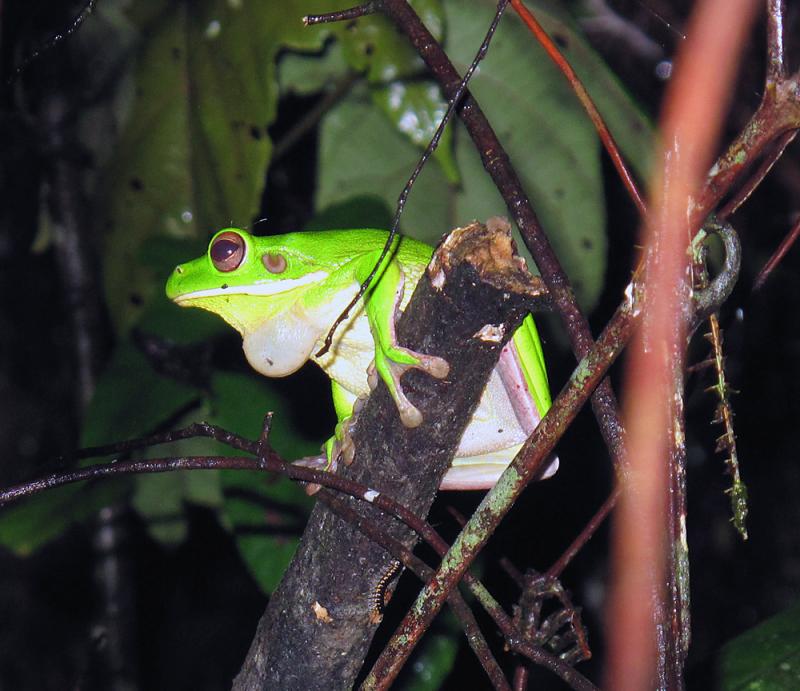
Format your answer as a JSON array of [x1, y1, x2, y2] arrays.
[[175, 270, 329, 302]]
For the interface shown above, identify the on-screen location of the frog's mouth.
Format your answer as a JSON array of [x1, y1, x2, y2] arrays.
[[171, 271, 329, 303]]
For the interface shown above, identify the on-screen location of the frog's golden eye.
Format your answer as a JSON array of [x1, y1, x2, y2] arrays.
[[210, 232, 245, 272], [262, 252, 287, 274]]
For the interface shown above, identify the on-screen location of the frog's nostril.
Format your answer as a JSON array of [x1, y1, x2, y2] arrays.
[[176, 266, 184, 274]]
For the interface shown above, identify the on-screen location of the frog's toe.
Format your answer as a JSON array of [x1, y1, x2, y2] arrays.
[[416, 353, 449, 379], [381, 359, 424, 428], [367, 363, 379, 391], [339, 419, 357, 465], [292, 453, 330, 495], [398, 401, 423, 428]]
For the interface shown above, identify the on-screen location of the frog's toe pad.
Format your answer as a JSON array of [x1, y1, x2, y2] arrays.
[[418, 354, 449, 379], [398, 402, 423, 428], [292, 453, 330, 495], [339, 420, 357, 465]]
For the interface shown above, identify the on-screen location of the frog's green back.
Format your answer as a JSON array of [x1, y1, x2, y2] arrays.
[[278, 229, 434, 271]]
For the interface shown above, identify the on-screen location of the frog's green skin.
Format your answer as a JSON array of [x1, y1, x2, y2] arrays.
[[166, 228, 556, 490]]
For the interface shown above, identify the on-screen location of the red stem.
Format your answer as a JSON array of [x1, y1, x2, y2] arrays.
[[509, 0, 647, 217]]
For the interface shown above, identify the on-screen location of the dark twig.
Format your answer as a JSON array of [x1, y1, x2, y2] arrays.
[[65, 421, 259, 461], [546, 487, 621, 580], [315, 0, 509, 358], [505, 639, 598, 691], [696, 71, 800, 225], [7, 0, 98, 86], [0, 456, 263, 506], [718, 129, 797, 217], [754, 212, 800, 290], [303, 3, 377, 25]]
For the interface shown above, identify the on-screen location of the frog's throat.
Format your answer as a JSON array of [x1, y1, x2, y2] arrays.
[[241, 304, 325, 377]]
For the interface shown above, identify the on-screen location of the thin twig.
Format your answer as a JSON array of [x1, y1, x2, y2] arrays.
[[7, 0, 98, 86], [754, 212, 800, 290], [66, 421, 258, 461], [303, 3, 377, 25], [718, 129, 797, 217], [0, 456, 263, 506], [546, 486, 621, 580], [766, 0, 787, 84], [315, 0, 509, 358]]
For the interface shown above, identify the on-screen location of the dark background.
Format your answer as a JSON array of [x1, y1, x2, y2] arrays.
[[1, 1, 799, 688]]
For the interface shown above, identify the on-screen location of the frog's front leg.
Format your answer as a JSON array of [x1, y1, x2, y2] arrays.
[[359, 256, 449, 428]]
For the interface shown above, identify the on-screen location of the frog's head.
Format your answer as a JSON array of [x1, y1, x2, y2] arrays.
[[166, 228, 330, 376]]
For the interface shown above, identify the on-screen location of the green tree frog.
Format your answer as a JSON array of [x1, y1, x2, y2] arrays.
[[166, 228, 557, 489]]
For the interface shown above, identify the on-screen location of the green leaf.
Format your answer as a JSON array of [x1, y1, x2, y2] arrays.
[[401, 633, 458, 691], [372, 81, 459, 184], [305, 196, 395, 232], [278, 41, 352, 97], [333, 0, 444, 83], [0, 482, 128, 556], [331, 1, 456, 180], [717, 602, 800, 690], [99, 0, 340, 331], [81, 342, 200, 447], [317, 91, 452, 243]]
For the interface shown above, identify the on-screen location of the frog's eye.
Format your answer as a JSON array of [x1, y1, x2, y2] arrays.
[[210, 232, 245, 272], [262, 252, 287, 274]]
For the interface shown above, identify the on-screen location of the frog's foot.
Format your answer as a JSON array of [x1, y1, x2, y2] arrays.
[[367, 348, 450, 428], [367, 268, 450, 428], [292, 453, 332, 495], [335, 416, 357, 466], [371, 347, 449, 429]]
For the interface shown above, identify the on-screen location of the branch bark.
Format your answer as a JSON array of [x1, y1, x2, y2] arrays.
[[232, 220, 549, 690]]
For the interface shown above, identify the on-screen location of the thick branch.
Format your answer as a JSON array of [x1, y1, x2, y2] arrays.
[[233, 220, 550, 690]]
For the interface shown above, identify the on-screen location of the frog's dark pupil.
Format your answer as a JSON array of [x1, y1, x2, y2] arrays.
[[211, 239, 238, 262]]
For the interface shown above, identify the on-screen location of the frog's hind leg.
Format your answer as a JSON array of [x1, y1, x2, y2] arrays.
[[439, 446, 559, 490]]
